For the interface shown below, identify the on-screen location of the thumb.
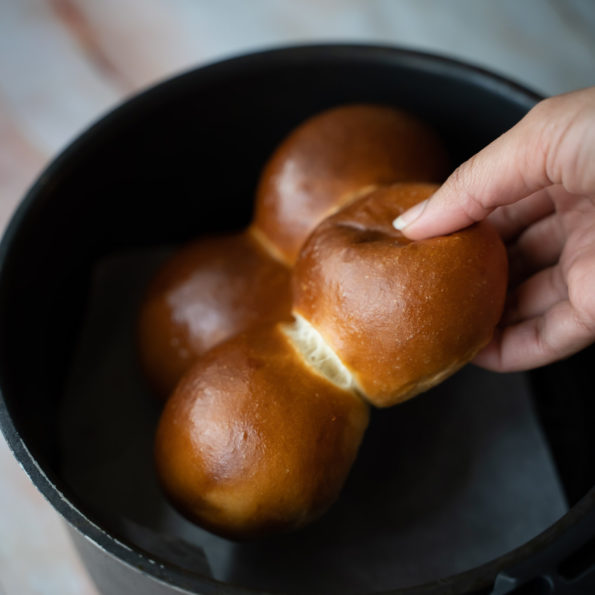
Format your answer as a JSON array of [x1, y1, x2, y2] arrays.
[[393, 90, 589, 240]]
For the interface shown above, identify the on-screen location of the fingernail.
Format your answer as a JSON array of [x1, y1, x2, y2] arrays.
[[392, 199, 429, 231]]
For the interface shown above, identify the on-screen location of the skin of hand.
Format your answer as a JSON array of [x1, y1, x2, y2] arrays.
[[393, 87, 595, 372]]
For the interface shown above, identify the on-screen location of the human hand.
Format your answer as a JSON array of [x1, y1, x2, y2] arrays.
[[393, 87, 595, 372]]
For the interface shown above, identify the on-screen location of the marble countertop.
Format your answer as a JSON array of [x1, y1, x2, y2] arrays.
[[0, 1, 593, 593]]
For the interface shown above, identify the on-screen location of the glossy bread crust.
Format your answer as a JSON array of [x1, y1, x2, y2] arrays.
[[154, 323, 369, 539], [138, 231, 292, 399], [252, 104, 449, 265], [292, 183, 508, 407]]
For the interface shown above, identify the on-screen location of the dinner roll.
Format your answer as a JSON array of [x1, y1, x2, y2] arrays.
[[292, 183, 508, 407], [138, 230, 292, 399], [252, 104, 449, 264], [155, 323, 369, 539]]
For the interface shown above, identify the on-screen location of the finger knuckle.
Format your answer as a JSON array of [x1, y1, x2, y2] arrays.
[[448, 159, 491, 223]]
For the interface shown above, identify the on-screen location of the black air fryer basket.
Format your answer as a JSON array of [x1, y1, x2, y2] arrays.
[[0, 45, 594, 594]]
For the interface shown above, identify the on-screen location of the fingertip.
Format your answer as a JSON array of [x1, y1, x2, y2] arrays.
[[471, 332, 506, 372], [392, 198, 429, 232], [391, 214, 407, 231], [393, 189, 471, 239]]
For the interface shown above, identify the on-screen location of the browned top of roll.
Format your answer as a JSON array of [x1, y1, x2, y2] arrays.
[[251, 104, 449, 265], [292, 183, 508, 407], [154, 323, 369, 539], [138, 230, 292, 399]]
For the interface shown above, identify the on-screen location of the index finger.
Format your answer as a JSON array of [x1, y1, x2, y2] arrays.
[[393, 90, 589, 239]]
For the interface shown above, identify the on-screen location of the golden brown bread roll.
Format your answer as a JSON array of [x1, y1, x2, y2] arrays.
[[138, 231, 292, 398], [139, 104, 448, 398], [252, 104, 449, 265], [292, 183, 508, 407], [155, 182, 507, 538], [154, 323, 369, 539]]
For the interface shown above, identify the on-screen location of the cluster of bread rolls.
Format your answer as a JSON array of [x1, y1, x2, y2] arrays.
[[138, 105, 448, 399], [140, 105, 507, 539]]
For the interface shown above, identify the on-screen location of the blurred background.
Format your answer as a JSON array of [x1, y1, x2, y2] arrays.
[[0, 1, 594, 593]]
